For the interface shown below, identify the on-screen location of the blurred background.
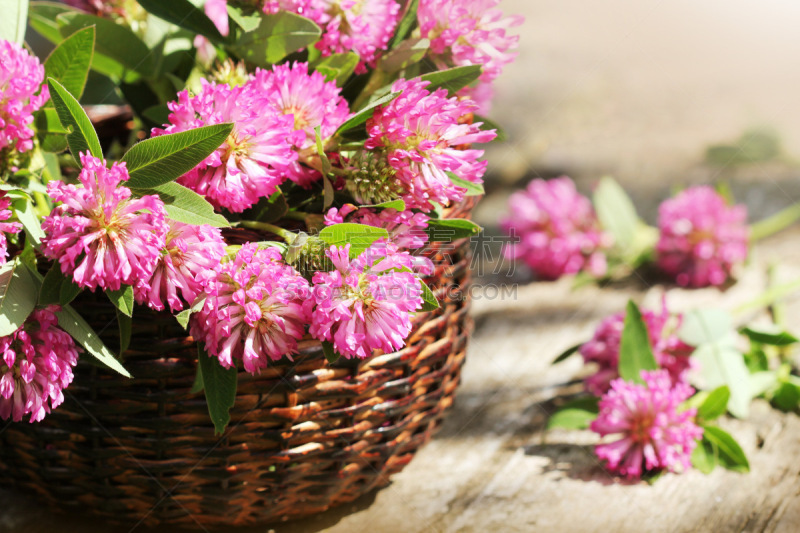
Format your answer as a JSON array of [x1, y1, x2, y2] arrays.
[[478, 0, 800, 239]]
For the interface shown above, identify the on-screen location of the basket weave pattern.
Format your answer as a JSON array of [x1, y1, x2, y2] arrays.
[[0, 207, 474, 527]]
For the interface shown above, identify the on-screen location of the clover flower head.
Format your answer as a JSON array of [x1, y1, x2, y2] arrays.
[[41, 154, 168, 291], [656, 186, 748, 287], [0, 191, 22, 264], [264, 0, 401, 72], [580, 301, 694, 396], [418, 0, 523, 83], [591, 370, 703, 479], [0, 40, 49, 156], [310, 242, 423, 358], [191, 243, 312, 374], [364, 77, 495, 211], [0, 306, 80, 423], [135, 221, 227, 312], [154, 80, 297, 212], [502, 177, 611, 280], [248, 62, 350, 187]]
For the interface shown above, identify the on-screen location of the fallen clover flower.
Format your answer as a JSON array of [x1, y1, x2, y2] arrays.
[[590, 370, 702, 479], [549, 300, 759, 481], [657, 186, 749, 288], [502, 176, 611, 280], [580, 300, 694, 396], [503, 176, 800, 288]]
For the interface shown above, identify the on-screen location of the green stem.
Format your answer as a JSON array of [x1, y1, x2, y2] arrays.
[[238, 221, 297, 243], [284, 210, 309, 221], [767, 264, 787, 328], [750, 203, 800, 242], [735, 277, 800, 315]]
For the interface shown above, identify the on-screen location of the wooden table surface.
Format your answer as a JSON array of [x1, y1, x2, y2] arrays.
[[3, 229, 800, 533]]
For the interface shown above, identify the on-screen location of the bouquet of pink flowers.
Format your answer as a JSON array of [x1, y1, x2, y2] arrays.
[[0, 0, 521, 432]]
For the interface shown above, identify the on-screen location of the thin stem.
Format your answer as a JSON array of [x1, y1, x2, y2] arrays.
[[284, 210, 309, 221], [767, 264, 787, 328], [750, 203, 800, 242], [734, 277, 800, 316], [238, 220, 297, 243]]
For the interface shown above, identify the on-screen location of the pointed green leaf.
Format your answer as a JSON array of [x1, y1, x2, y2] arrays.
[[175, 295, 205, 330], [136, 0, 226, 43], [360, 199, 406, 211], [59, 278, 81, 306], [318, 223, 389, 258], [8, 191, 46, 247], [546, 397, 599, 430], [47, 77, 102, 158], [593, 176, 640, 251], [190, 362, 204, 393], [618, 300, 658, 383], [198, 345, 238, 435], [116, 309, 131, 356], [321, 340, 340, 364], [136, 182, 229, 227], [419, 279, 440, 312], [741, 325, 798, 347], [335, 91, 400, 135], [44, 25, 95, 100], [420, 65, 482, 96], [227, 4, 263, 33], [678, 309, 734, 347], [474, 114, 506, 143], [122, 123, 234, 189], [229, 12, 321, 67], [691, 437, 718, 474], [57, 12, 154, 77], [106, 285, 134, 317], [447, 172, 485, 196], [771, 379, 800, 412], [312, 52, 359, 86], [0, 258, 39, 336], [426, 218, 483, 241], [704, 426, 749, 472], [552, 343, 582, 364], [37, 264, 81, 307], [696, 385, 730, 423], [390, 0, 419, 48], [55, 305, 131, 377], [39, 265, 67, 306], [34, 107, 69, 152], [0, 0, 29, 44]]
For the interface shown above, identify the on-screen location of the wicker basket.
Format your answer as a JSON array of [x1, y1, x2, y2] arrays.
[[0, 201, 475, 528]]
